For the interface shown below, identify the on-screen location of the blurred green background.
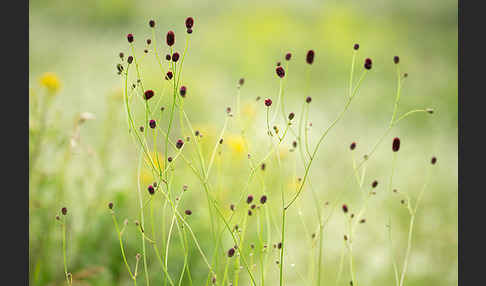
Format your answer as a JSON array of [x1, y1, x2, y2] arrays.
[[29, 0, 457, 285]]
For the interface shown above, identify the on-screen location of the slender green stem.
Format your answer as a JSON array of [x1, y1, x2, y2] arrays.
[[285, 71, 368, 210]]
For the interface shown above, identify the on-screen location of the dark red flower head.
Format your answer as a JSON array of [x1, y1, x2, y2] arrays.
[[354, 43, 359, 50], [149, 120, 156, 129], [342, 204, 348, 213], [372, 180, 378, 188], [176, 139, 184, 149], [431, 156, 437, 165], [265, 98, 272, 107], [144, 90, 155, 100], [146, 38, 152, 45], [127, 56, 133, 64], [239, 78, 245, 86], [364, 58, 372, 70], [166, 54, 171, 61], [166, 71, 173, 80], [148, 185, 155, 195], [166, 31, 175, 46], [350, 142, 356, 150], [306, 96, 312, 103], [247, 195, 254, 204], [179, 86, 187, 97], [172, 52, 180, 62], [149, 20, 155, 28], [392, 137, 400, 152], [394, 56, 400, 64], [185, 209, 192, 215], [127, 33, 134, 43], [288, 112, 295, 120], [108, 202, 114, 209], [285, 52, 292, 61], [61, 207, 68, 215], [187, 28, 193, 34], [185, 17, 194, 29], [228, 247, 235, 257], [260, 195, 267, 204], [276, 66, 285, 78], [306, 50, 315, 64]]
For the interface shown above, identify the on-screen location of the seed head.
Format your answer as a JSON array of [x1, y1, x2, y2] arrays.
[[166, 54, 171, 61], [146, 38, 151, 45], [172, 52, 180, 62], [342, 204, 348, 213], [394, 56, 400, 64], [230, 204, 235, 211], [139, 126, 144, 132], [119, 52, 124, 59], [431, 156, 437, 165], [185, 210, 192, 215], [288, 112, 295, 120], [108, 202, 114, 209], [276, 66, 285, 78], [185, 17, 194, 29], [306, 50, 315, 64], [149, 120, 156, 129], [392, 137, 400, 152], [364, 58, 372, 70], [228, 248, 236, 257], [248, 210, 252, 216], [176, 139, 184, 149], [168, 157, 173, 162], [148, 185, 155, 195], [166, 31, 175, 46], [264, 98, 272, 107], [261, 163, 266, 171], [239, 78, 245, 86], [260, 195, 267, 204], [127, 56, 133, 64], [144, 90, 155, 100], [276, 62, 281, 66], [353, 43, 359, 50], [306, 96, 312, 103], [247, 195, 254, 204], [116, 64, 124, 73], [144, 49, 148, 54], [285, 52, 292, 61], [56, 215, 60, 220], [127, 33, 134, 43], [61, 207, 67, 215], [179, 86, 187, 97], [149, 19, 155, 27], [359, 219, 366, 224], [251, 204, 256, 209], [292, 141, 297, 148], [350, 142, 356, 150], [166, 71, 173, 80], [372, 180, 378, 188]]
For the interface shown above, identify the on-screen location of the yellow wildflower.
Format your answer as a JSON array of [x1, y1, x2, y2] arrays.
[[227, 134, 245, 153], [39, 72, 61, 94], [242, 103, 256, 118]]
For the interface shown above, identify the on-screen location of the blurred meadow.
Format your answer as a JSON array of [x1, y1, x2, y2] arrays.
[[29, 0, 457, 285]]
